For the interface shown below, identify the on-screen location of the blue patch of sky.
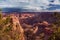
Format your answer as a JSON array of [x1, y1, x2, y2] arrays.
[[47, 4, 60, 10]]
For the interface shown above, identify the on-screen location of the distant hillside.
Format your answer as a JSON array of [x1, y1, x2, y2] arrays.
[[2, 12, 55, 23], [1, 8, 41, 12]]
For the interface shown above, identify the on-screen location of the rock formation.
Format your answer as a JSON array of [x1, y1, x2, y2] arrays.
[[10, 14, 25, 40]]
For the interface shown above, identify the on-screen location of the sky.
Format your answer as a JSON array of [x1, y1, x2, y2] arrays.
[[0, 0, 60, 11]]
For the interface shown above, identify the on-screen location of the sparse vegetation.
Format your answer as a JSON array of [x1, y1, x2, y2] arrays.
[[48, 12, 60, 40], [0, 13, 24, 40]]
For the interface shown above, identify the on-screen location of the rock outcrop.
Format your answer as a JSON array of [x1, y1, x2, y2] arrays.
[[10, 14, 25, 40]]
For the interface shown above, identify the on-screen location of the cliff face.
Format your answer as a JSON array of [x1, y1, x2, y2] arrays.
[[9, 14, 25, 40]]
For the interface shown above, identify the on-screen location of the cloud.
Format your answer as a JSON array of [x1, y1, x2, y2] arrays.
[[0, 0, 30, 8], [0, 0, 49, 10], [23, 5, 42, 10], [50, 0, 60, 5], [0, 0, 60, 11]]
